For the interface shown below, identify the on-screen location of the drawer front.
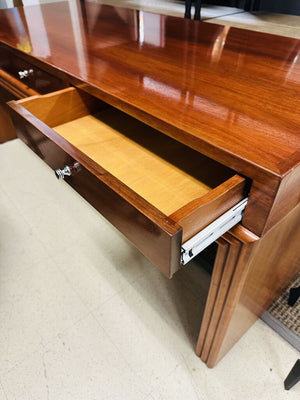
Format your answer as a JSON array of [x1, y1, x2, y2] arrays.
[[0, 85, 16, 143], [8, 88, 247, 277], [0, 47, 65, 94], [0, 68, 40, 143], [9, 104, 183, 278]]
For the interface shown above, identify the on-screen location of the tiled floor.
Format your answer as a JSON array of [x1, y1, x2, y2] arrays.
[[0, 1, 300, 399], [1, 145, 299, 399]]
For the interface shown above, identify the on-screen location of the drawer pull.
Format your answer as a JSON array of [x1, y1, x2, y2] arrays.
[[18, 69, 34, 79], [55, 162, 81, 180]]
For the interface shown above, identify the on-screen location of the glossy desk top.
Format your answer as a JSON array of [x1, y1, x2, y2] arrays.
[[0, 1, 299, 179]]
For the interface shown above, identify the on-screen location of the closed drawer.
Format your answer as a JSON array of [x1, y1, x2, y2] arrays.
[[0, 46, 65, 94], [8, 87, 248, 277]]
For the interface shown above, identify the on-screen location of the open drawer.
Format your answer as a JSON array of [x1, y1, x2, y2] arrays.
[[8, 87, 248, 278]]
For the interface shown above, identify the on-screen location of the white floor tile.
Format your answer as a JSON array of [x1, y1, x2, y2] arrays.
[[52, 235, 153, 312], [92, 264, 210, 393], [183, 320, 300, 400], [149, 363, 202, 400], [0, 380, 8, 400], [0, 185, 48, 258], [0, 258, 88, 375], [1, 314, 148, 400], [1, 2, 300, 398]]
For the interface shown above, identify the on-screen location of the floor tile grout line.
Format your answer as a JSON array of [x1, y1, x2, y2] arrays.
[[202, 9, 246, 21], [85, 308, 158, 398], [46, 252, 102, 314], [180, 352, 204, 400], [0, 379, 8, 400], [88, 289, 197, 398], [0, 181, 52, 255], [48, 239, 151, 309], [48, 251, 126, 311], [88, 307, 160, 397], [0, 310, 95, 380]]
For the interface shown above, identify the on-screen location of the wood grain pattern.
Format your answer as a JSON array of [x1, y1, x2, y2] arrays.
[[0, 68, 39, 98], [171, 175, 246, 242], [195, 237, 229, 356], [9, 101, 184, 278], [16, 87, 103, 127], [0, 2, 299, 235], [202, 207, 300, 367], [0, 44, 67, 95], [199, 234, 242, 362], [54, 112, 213, 216], [14, 86, 246, 236], [0, 85, 16, 143], [1, 2, 300, 369], [0, 68, 38, 143]]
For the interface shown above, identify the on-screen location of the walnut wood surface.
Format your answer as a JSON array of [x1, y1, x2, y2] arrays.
[[1, 1, 300, 369], [0, 68, 39, 98], [0, 45, 67, 95], [9, 100, 183, 278], [13, 87, 246, 238], [171, 175, 245, 242], [0, 85, 16, 143], [0, 2, 299, 235], [0, 68, 38, 143], [199, 207, 300, 367], [198, 234, 243, 362], [195, 237, 229, 356]]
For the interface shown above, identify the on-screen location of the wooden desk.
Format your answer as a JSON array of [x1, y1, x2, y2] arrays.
[[0, 1, 299, 367]]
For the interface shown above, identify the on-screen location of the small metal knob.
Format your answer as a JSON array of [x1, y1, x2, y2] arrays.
[[55, 162, 80, 180], [18, 69, 34, 79]]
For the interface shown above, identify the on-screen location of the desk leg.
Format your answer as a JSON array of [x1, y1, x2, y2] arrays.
[[197, 203, 300, 367]]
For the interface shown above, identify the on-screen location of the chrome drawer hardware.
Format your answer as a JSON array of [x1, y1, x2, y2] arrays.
[[18, 69, 34, 79], [55, 162, 81, 180], [181, 198, 248, 265]]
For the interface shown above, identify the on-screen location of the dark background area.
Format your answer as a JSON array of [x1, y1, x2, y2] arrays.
[[197, 0, 300, 15]]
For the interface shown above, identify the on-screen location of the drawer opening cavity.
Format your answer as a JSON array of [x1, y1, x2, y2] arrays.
[[10, 87, 249, 277]]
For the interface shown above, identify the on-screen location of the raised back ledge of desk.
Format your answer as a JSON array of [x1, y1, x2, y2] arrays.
[[0, 1, 299, 236]]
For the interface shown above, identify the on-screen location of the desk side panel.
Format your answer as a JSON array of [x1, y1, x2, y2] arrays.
[[205, 204, 300, 367]]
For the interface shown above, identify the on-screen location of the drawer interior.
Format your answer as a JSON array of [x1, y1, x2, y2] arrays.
[[54, 109, 236, 216], [16, 88, 246, 240]]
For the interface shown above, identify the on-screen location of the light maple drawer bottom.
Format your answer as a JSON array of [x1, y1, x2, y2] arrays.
[[8, 87, 248, 277]]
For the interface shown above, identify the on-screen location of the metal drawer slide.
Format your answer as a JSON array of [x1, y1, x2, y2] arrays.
[[181, 198, 248, 265]]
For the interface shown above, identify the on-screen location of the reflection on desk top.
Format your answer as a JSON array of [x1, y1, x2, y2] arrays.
[[0, 1, 299, 180]]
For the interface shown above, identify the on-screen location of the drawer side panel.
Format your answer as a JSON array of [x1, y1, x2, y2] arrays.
[[9, 104, 183, 278]]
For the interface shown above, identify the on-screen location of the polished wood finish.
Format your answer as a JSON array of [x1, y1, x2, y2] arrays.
[[0, 45, 66, 95], [0, 39, 69, 143], [197, 207, 300, 367], [1, 2, 299, 368], [16, 87, 102, 127], [0, 68, 38, 143], [171, 175, 245, 242], [0, 85, 16, 143], [0, 2, 299, 235], [195, 237, 229, 356], [54, 111, 221, 216], [0, 68, 39, 98], [198, 234, 244, 362], [9, 86, 246, 275], [9, 99, 183, 278]]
